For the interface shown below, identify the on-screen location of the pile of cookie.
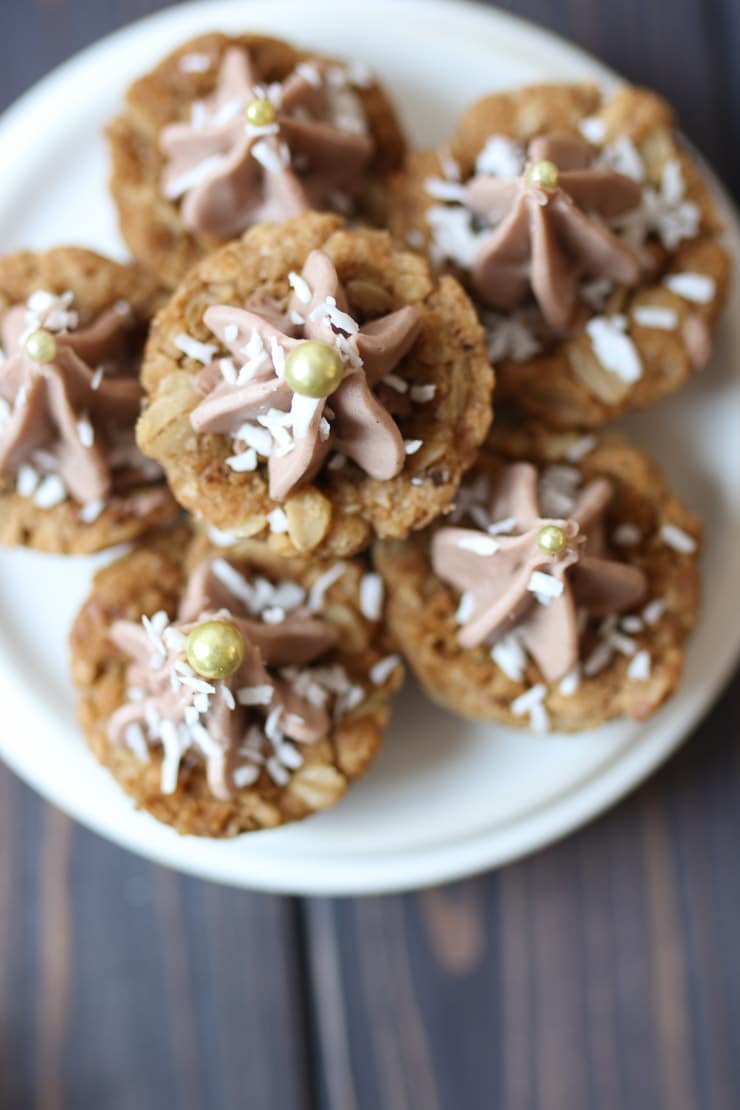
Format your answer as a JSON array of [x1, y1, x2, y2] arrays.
[[1, 33, 728, 836]]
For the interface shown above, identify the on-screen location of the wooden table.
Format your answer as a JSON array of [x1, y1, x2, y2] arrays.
[[2, 3, 740, 1108]]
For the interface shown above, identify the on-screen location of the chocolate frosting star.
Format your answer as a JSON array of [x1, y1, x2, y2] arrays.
[[432, 462, 647, 682], [190, 249, 422, 500], [108, 559, 339, 800], [0, 297, 142, 503], [161, 47, 374, 239], [464, 133, 643, 331]]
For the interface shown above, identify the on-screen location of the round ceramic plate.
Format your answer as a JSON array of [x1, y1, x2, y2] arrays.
[[0, 0, 737, 896]]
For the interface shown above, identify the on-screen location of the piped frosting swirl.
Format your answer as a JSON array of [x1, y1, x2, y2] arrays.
[[0, 290, 154, 513], [107, 557, 362, 798], [161, 47, 375, 238], [189, 249, 422, 500], [432, 461, 647, 683]]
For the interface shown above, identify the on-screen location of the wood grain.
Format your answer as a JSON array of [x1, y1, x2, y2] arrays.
[[2, 2, 740, 1109]]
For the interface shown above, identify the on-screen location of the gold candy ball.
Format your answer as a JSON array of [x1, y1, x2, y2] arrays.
[[186, 620, 245, 680], [285, 341, 344, 399], [24, 328, 57, 364], [245, 97, 277, 127], [526, 160, 560, 190], [536, 524, 567, 555]]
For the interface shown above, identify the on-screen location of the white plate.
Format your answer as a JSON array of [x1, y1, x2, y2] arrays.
[[0, 0, 737, 896]]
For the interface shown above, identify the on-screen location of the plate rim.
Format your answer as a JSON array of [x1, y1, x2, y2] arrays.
[[0, 0, 738, 896]]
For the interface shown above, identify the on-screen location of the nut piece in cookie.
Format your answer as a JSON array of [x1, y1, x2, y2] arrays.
[[0, 247, 177, 553], [107, 33, 407, 287], [388, 82, 729, 428], [137, 212, 493, 560], [70, 529, 403, 837], [375, 431, 701, 731]]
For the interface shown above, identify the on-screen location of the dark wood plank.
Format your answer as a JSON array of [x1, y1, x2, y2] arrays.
[[305, 679, 740, 1110], [0, 773, 313, 1110]]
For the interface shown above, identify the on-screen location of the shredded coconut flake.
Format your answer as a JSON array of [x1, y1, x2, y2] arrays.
[[632, 305, 679, 330], [627, 649, 651, 681], [79, 498, 105, 523], [179, 52, 212, 73], [288, 271, 312, 304], [511, 684, 548, 731], [664, 272, 715, 304], [458, 534, 499, 556], [642, 598, 666, 625], [424, 177, 468, 203], [235, 422, 273, 457], [359, 573, 384, 621], [77, 417, 94, 448], [237, 684, 274, 706], [485, 311, 542, 363], [558, 668, 581, 697], [578, 116, 607, 144], [475, 135, 526, 177], [16, 464, 39, 498], [585, 315, 642, 383], [175, 333, 217, 364], [426, 204, 488, 269], [528, 571, 564, 605], [491, 633, 527, 682], [487, 516, 517, 536], [583, 640, 615, 678], [251, 138, 288, 174], [660, 522, 697, 553], [410, 383, 436, 403], [308, 563, 346, 612], [369, 654, 401, 685], [164, 155, 225, 199], [565, 435, 597, 463], [33, 474, 67, 508], [226, 447, 258, 472], [383, 373, 407, 393], [599, 136, 645, 182], [455, 591, 476, 624], [267, 507, 289, 533], [612, 523, 642, 547], [404, 439, 423, 455]]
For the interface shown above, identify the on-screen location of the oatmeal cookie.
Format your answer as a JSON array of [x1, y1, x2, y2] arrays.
[[388, 83, 729, 428], [137, 211, 493, 560], [108, 32, 407, 288], [70, 526, 403, 837], [0, 247, 177, 553], [375, 429, 700, 731]]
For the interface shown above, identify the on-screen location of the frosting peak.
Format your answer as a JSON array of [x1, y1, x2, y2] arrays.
[[161, 48, 375, 238], [0, 292, 144, 507], [432, 462, 647, 682], [107, 558, 348, 798], [189, 249, 422, 500], [462, 132, 643, 331]]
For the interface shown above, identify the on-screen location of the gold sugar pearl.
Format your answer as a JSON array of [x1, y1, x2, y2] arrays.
[[285, 341, 344, 399], [525, 160, 560, 190], [24, 328, 57, 364], [245, 97, 277, 127], [536, 524, 567, 555], [186, 620, 245, 680]]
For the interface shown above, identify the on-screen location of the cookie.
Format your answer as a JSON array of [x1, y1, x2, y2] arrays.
[[0, 247, 178, 553], [375, 428, 700, 731], [70, 526, 403, 837], [137, 211, 493, 560], [388, 83, 729, 428], [107, 32, 407, 288]]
